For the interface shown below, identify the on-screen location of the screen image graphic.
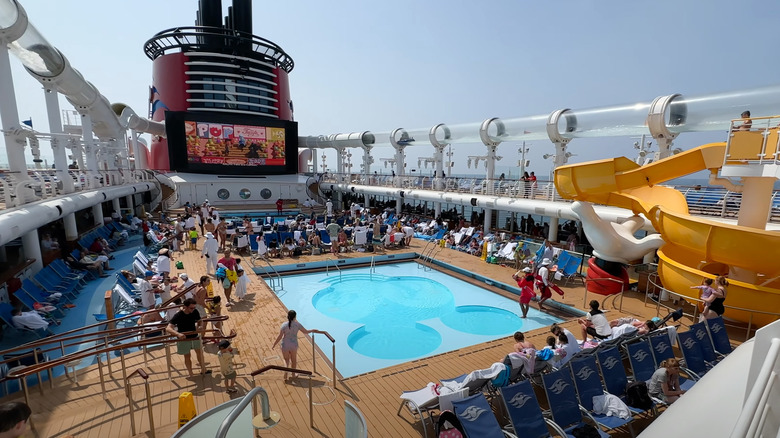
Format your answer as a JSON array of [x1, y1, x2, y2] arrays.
[[185, 121, 286, 167]]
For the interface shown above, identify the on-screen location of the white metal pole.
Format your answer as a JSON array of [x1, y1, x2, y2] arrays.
[[0, 44, 30, 180], [44, 86, 75, 193]]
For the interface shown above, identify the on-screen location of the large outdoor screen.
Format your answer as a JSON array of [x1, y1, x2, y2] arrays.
[[166, 112, 298, 175]]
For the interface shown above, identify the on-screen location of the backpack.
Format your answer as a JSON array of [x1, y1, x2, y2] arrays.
[[625, 380, 653, 410], [571, 423, 601, 438], [490, 364, 511, 388]]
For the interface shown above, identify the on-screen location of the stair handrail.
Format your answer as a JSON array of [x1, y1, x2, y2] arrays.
[[257, 257, 283, 291], [0, 294, 195, 355], [250, 365, 315, 428], [7, 324, 236, 407], [215, 386, 272, 438], [310, 330, 337, 390], [325, 258, 342, 282], [125, 368, 155, 438]]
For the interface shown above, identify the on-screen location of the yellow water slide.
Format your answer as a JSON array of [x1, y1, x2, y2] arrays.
[[555, 142, 780, 326]]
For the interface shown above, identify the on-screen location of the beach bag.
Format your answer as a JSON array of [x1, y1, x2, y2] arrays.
[[176, 261, 184, 269], [625, 380, 653, 410], [215, 267, 227, 280], [222, 277, 232, 289], [435, 411, 464, 438]]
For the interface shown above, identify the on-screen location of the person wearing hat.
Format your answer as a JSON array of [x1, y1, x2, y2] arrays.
[[201, 232, 219, 275], [512, 267, 536, 318], [178, 273, 196, 299], [157, 248, 172, 279], [536, 258, 553, 310]]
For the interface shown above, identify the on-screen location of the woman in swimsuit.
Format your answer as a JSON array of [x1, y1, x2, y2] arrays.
[[272, 310, 320, 380], [701, 275, 728, 319]]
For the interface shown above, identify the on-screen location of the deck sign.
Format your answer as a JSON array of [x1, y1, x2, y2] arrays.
[[178, 392, 198, 428]]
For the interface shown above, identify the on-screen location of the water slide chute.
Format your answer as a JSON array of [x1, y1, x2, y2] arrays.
[[555, 142, 780, 326]]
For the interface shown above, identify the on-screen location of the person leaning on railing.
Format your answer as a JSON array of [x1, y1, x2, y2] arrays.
[[165, 298, 210, 376]]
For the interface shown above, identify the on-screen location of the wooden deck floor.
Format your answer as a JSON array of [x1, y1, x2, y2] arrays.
[[3, 238, 690, 437]]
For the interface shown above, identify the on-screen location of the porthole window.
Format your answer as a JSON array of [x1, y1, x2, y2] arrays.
[[260, 188, 272, 199], [239, 188, 251, 199], [217, 189, 230, 200]]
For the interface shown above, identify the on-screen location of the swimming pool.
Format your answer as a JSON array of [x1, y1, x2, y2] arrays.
[[270, 262, 562, 378]]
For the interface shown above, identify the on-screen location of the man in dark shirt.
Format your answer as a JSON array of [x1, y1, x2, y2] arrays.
[[165, 298, 208, 376]]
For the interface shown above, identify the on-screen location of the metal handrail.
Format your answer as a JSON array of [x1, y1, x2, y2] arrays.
[[258, 257, 283, 291], [370, 256, 376, 279], [325, 258, 342, 282], [645, 272, 780, 340], [310, 330, 337, 390], [125, 368, 155, 438], [7, 324, 235, 407], [583, 277, 626, 313], [250, 366, 314, 428], [215, 386, 272, 438]]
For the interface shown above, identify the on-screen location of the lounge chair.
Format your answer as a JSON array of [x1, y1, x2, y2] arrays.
[[688, 321, 722, 365], [0, 303, 53, 338], [398, 381, 467, 438], [569, 356, 636, 436], [541, 369, 609, 437], [677, 329, 710, 381], [596, 347, 654, 417], [499, 379, 567, 438], [624, 340, 655, 382], [705, 316, 733, 356], [451, 393, 518, 437]]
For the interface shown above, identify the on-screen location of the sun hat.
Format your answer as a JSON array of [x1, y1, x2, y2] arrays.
[[205, 232, 214, 238], [158, 248, 169, 255], [144, 270, 154, 277], [522, 267, 532, 273], [179, 273, 188, 280], [540, 258, 552, 266]]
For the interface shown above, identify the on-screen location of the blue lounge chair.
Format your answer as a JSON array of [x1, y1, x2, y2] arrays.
[[705, 316, 733, 356], [451, 393, 517, 437], [20, 280, 68, 315], [0, 303, 52, 338], [49, 259, 90, 283], [569, 356, 636, 435], [499, 380, 567, 438], [597, 347, 654, 416], [541, 369, 609, 438], [689, 322, 721, 364], [677, 330, 710, 380], [648, 332, 675, 366], [624, 341, 656, 382]]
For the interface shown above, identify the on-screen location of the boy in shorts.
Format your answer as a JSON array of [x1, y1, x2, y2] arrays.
[[189, 227, 199, 251], [218, 340, 238, 393]]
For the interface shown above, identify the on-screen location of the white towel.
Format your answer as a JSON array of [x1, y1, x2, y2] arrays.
[[593, 393, 631, 419]]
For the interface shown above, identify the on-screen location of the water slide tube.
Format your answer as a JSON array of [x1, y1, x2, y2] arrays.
[[1, 0, 162, 140], [555, 143, 780, 326]]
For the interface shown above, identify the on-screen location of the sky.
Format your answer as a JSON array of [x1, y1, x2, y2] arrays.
[[4, 0, 780, 181]]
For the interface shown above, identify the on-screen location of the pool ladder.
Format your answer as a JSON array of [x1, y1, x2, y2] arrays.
[[325, 258, 342, 282], [261, 258, 284, 292], [418, 240, 441, 271]]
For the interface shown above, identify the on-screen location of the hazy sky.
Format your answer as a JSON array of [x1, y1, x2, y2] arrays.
[[5, 0, 780, 180]]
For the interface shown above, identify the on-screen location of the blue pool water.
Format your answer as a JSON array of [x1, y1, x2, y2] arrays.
[[271, 262, 562, 378]]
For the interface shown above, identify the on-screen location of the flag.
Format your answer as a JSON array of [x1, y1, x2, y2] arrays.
[[22, 119, 33, 128]]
